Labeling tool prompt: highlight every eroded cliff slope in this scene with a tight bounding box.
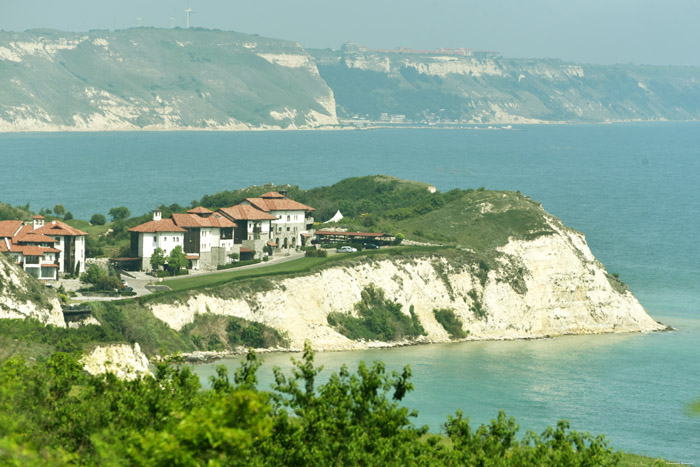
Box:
[148,215,662,351]
[0,253,64,326]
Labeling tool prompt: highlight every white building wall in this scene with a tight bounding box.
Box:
[140,232,183,258]
[199,228,216,252]
[75,236,86,272]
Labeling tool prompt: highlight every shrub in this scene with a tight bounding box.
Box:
[327,285,426,342]
[433,308,468,339]
[90,213,106,225]
[156,269,189,277]
[63,212,74,221]
[305,249,328,258]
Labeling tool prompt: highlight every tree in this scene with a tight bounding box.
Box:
[53,205,66,216]
[167,246,188,274]
[79,264,121,290]
[108,206,131,222]
[80,264,103,288]
[63,211,73,221]
[150,248,166,271]
[393,233,405,245]
[90,213,106,225]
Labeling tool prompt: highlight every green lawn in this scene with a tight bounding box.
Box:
[619,453,675,466]
[164,246,449,292]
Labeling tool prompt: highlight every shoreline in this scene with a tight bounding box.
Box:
[2,119,699,135]
[172,324,673,364]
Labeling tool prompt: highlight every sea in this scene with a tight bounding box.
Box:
[1,123,698,462]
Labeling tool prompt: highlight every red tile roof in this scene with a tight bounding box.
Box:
[244,196,315,213]
[266,241,277,247]
[218,205,277,221]
[11,245,60,256]
[0,220,23,238]
[128,218,187,233]
[32,215,44,219]
[239,247,253,253]
[187,206,213,214]
[261,191,286,199]
[172,212,237,229]
[15,232,59,244]
[185,254,199,260]
[34,220,87,236]
[41,264,59,268]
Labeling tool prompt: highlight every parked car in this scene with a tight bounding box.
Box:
[363,243,380,249]
[336,246,357,253]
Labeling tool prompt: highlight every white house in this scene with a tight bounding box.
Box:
[0,216,86,280]
[128,208,238,271]
[171,207,237,268]
[217,204,277,258]
[32,216,88,274]
[238,192,315,250]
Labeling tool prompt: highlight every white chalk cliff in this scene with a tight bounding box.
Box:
[148,221,663,351]
[82,343,152,380]
[0,253,65,327]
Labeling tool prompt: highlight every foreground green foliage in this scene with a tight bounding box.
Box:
[328,285,427,342]
[0,343,624,465]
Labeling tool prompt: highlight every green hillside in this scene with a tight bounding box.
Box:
[0,28,337,130]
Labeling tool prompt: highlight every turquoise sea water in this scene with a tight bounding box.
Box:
[1,124,699,461]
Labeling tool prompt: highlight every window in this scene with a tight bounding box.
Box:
[287,215,290,221]
[286,227,290,232]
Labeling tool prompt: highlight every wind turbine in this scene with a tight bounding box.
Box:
[136,17,143,27]
[185,8,193,28]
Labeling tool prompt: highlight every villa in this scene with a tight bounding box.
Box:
[128,207,238,271]
[0,215,87,280]
[237,191,315,250]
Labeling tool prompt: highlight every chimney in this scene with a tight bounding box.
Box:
[32,215,45,230]
[153,209,162,221]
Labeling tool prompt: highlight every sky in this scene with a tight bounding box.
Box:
[2,0,700,66]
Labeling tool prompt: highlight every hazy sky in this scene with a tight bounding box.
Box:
[3,0,700,66]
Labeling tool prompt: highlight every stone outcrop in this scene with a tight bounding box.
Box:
[148,221,664,351]
[81,343,152,380]
[0,253,65,327]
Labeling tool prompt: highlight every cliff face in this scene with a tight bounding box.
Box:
[2,28,700,131]
[0,253,65,327]
[313,49,700,124]
[0,28,337,131]
[82,343,152,380]
[148,221,663,351]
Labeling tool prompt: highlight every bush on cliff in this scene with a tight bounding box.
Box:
[327,285,426,342]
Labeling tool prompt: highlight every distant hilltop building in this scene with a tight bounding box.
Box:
[340,42,368,53]
[340,42,499,59]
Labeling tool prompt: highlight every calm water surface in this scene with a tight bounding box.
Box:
[1,124,698,461]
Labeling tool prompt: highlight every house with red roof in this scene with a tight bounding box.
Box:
[236,191,315,252]
[128,207,238,271]
[0,215,86,280]
[31,216,88,274]
[217,204,277,257]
